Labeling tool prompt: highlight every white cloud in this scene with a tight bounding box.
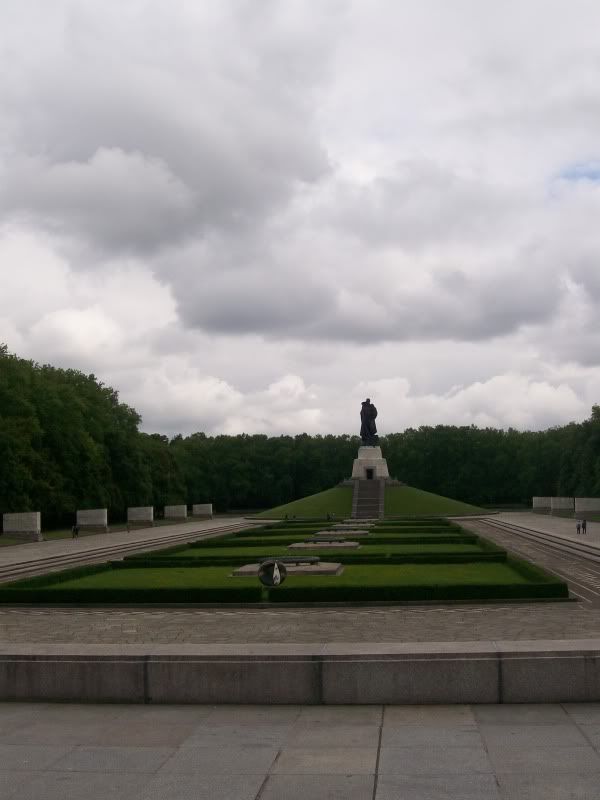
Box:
[2,0,600,436]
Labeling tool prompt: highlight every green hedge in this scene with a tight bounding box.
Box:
[114,552,508,569]
[0,586,263,604]
[266,581,569,603]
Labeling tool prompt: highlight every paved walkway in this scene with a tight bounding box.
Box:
[0,517,248,572]
[1,701,600,799]
[2,602,600,644]
[493,511,600,549]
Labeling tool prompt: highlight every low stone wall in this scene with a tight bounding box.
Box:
[575,498,600,515]
[2,512,42,542]
[164,505,187,520]
[532,496,552,513]
[76,508,108,531]
[551,497,574,515]
[1,641,600,704]
[192,504,213,518]
[127,506,154,526]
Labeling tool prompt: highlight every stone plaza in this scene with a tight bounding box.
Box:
[2,513,600,797]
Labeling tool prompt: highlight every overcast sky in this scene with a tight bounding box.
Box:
[2,0,600,437]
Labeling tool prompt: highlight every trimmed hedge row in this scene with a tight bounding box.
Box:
[0,586,263,604]
[266,579,569,603]
[115,552,508,568]
[178,534,480,550]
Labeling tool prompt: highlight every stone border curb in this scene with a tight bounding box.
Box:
[1,639,599,704]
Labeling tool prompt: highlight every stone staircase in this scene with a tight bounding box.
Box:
[352,479,385,519]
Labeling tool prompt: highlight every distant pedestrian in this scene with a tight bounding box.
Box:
[582,518,587,535]
[576,519,581,535]
[71,524,79,539]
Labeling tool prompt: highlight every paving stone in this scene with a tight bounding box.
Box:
[159,745,278,774]
[271,747,377,775]
[577,724,600,750]
[473,704,570,725]
[378,745,492,776]
[375,773,501,800]
[260,774,375,799]
[563,703,600,725]
[184,723,292,748]
[480,723,590,749]
[0,720,116,746]
[4,602,600,644]
[296,705,382,725]
[0,744,73,771]
[286,723,380,748]
[496,772,600,799]
[487,745,600,774]
[205,705,302,724]
[85,720,198,747]
[11,770,153,800]
[383,704,477,727]
[381,725,482,748]
[0,770,36,800]
[50,745,175,774]
[136,773,265,800]
[111,705,215,724]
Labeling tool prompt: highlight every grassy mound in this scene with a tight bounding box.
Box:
[256,483,485,520]
[385,485,485,516]
[254,486,352,519]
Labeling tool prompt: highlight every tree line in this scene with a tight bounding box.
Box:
[1,344,599,525]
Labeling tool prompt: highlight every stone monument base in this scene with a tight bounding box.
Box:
[351,446,390,480]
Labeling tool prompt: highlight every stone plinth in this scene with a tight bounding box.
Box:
[127,506,154,526]
[532,497,552,513]
[316,529,369,537]
[77,508,108,531]
[164,505,187,520]
[192,504,213,519]
[575,498,600,515]
[351,446,390,480]
[551,497,574,515]
[2,512,42,542]
[233,562,343,576]
[288,541,360,549]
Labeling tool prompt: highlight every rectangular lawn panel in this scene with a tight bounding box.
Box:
[267,561,568,603]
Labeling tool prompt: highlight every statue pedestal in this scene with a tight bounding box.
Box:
[351,446,390,480]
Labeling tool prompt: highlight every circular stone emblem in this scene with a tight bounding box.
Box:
[258,559,287,587]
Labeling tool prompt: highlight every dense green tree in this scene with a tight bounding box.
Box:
[3,344,600,523]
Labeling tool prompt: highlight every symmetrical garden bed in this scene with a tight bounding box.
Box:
[0,517,569,604]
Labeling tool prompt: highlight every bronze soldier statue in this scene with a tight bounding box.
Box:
[360,398,379,446]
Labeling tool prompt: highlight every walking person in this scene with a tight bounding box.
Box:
[71,523,79,539]
[576,519,581,535]
[582,518,587,535]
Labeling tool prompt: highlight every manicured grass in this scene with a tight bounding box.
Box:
[0,516,568,605]
[384,486,486,516]
[0,559,565,604]
[254,487,352,519]
[157,542,491,558]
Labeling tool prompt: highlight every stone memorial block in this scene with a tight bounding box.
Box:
[2,512,42,542]
[127,506,154,526]
[76,508,108,531]
[351,446,390,480]
[575,497,600,515]
[164,504,187,520]
[532,497,552,513]
[550,497,574,515]
[192,503,213,519]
